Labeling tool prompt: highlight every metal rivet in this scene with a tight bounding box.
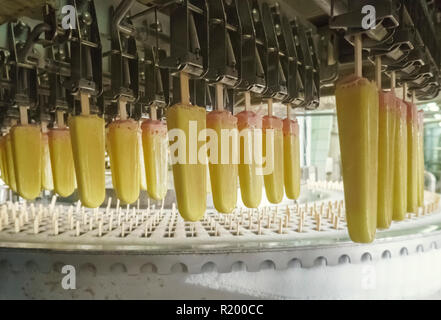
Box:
[252,8,260,23]
[275,24,282,36]
[82,12,93,26]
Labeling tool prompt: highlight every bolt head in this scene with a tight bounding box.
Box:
[82,12,93,26]
[252,9,260,23]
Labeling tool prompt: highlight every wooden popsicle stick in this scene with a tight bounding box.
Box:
[150,105,157,121]
[390,71,396,91]
[56,110,65,129]
[80,92,90,116]
[268,98,273,116]
[375,56,382,90]
[287,103,291,120]
[180,72,190,105]
[41,121,48,134]
[244,91,251,111]
[19,106,29,125]
[354,34,363,78]
[216,83,224,111]
[412,90,416,104]
[403,83,408,101]
[118,98,128,120]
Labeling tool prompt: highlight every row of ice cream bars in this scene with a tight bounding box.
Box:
[0,74,301,225]
[335,70,425,243]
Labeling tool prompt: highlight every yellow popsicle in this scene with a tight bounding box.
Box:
[263,115,284,204]
[377,91,396,229]
[283,117,300,200]
[138,129,147,191]
[11,125,42,200]
[392,98,407,221]
[167,104,207,221]
[5,134,17,192]
[236,111,263,208]
[108,120,140,205]
[406,101,418,213]
[0,136,9,186]
[335,75,378,243]
[417,110,424,207]
[69,115,106,208]
[48,128,76,198]
[41,132,54,191]
[141,119,168,201]
[105,127,116,190]
[206,110,238,213]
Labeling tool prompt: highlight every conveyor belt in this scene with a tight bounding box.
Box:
[0,182,439,274]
